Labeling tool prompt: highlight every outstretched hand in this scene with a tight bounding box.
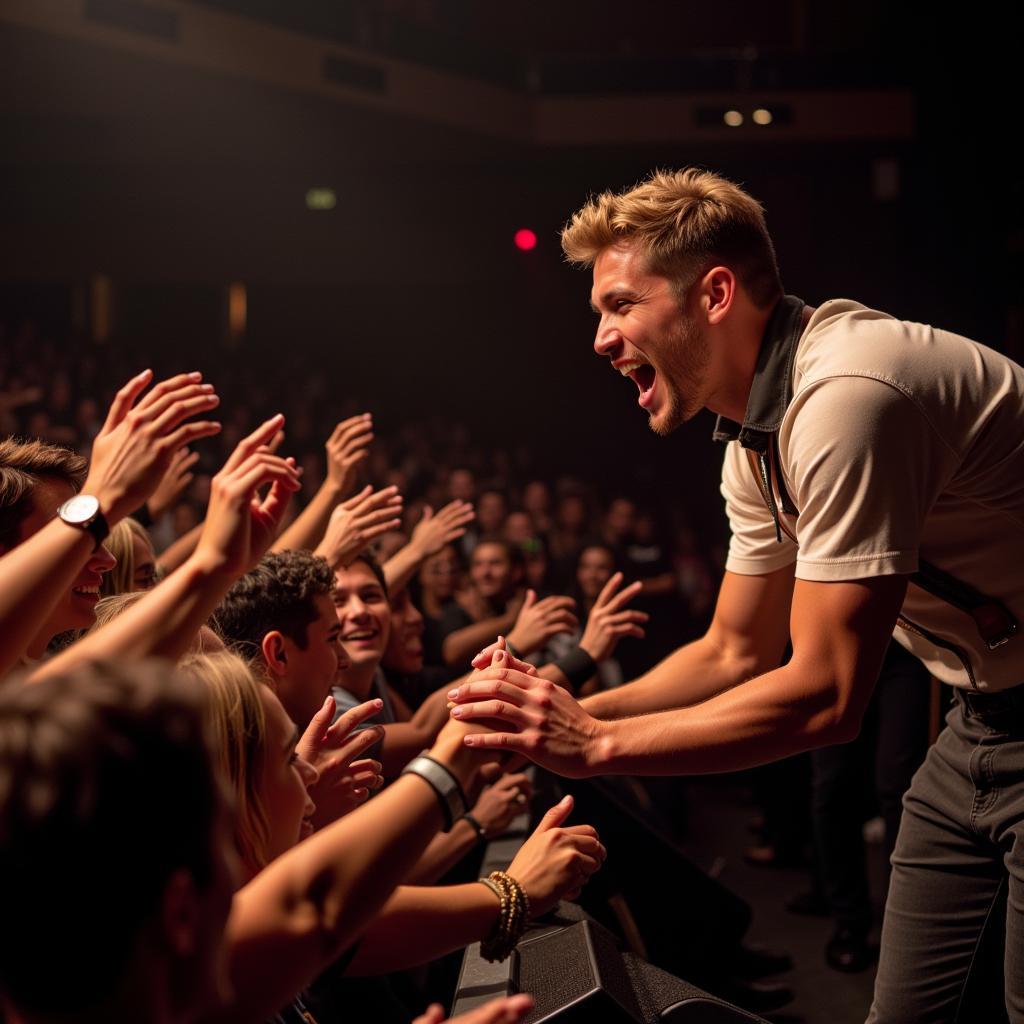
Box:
[325,413,374,494]
[84,369,221,525]
[299,695,386,828]
[409,500,475,558]
[191,414,301,578]
[507,794,605,914]
[578,572,648,663]
[507,589,578,656]
[447,647,605,778]
[315,485,403,569]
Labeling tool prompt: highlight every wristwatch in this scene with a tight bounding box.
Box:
[57,494,110,551]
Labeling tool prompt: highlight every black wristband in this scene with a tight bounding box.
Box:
[461,813,487,842]
[552,646,598,689]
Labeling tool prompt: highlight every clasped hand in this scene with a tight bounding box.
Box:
[446,639,606,778]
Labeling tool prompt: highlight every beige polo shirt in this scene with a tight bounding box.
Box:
[722,299,1024,691]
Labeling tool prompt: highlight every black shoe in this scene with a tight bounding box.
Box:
[825,926,877,973]
[731,942,794,980]
[785,888,830,917]
[716,976,795,1015]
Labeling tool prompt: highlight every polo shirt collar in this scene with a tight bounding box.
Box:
[712,294,806,454]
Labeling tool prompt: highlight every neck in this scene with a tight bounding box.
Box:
[705,299,776,423]
[339,662,378,700]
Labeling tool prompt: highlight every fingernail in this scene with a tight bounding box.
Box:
[374,699,383,708]
[447,689,459,699]
[494,650,505,662]
[322,695,332,708]
[452,707,464,718]
[189,371,202,380]
[201,383,214,392]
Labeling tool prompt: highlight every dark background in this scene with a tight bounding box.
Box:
[1,1,1021,539]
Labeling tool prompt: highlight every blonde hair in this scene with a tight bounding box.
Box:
[180,651,273,876]
[100,517,157,598]
[561,167,782,308]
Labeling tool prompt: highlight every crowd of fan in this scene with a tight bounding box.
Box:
[0,311,725,1024]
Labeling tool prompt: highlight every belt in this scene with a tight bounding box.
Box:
[956,684,1024,720]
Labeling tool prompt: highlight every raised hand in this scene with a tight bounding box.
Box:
[298,695,386,829]
[325,414,374,494]
[314,485,403,569]
[409,500,476,558]
[191,414,302,578]
[83,369,221,525]
[146,446,201,521]
[447,647,605,778]
[507,590,578,656]
[578,572,648,662]
[507,794,606,913]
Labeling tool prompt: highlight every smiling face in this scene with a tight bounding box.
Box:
[382,588,425,675]
[257,686,318,864]
[13,478,117,647]
[333,561,392,675]
[591,241,712,436]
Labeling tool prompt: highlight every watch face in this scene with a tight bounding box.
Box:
[60,493,100,525]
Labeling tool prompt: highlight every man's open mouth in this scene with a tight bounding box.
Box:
[618,360,657,408]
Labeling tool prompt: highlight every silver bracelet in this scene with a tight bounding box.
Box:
[401,754,468,831]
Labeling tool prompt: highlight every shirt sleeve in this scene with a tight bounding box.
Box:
[721,440,799,576]
[782,374,957,581]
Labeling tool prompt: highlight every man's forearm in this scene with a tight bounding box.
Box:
[581,634,756,720]
[591,661,854,776]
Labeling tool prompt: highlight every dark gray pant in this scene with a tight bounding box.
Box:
[867,692,1024,1023]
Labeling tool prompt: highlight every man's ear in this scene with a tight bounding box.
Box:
[260,631,289,676]
[160,869,203,957]
[698,265,737,326]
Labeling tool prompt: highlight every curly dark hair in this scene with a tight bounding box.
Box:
[214,549,335,659]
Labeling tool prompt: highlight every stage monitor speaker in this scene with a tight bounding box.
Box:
[452,903,768,1024]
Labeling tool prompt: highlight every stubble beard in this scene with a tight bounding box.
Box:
[648,317,711,437]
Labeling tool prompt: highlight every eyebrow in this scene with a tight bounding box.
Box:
[589,290,628,314]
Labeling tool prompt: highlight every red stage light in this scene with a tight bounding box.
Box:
[514,228,537,251]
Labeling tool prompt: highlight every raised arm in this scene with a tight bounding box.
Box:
[272,414,374,552]
[0,369,221,674]
[346,795,604,974]
[383,500,475,594]
[32,416,300,678]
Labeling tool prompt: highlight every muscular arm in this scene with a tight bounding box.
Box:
[591,574,907,774]
[452,574,907,779]
[581,567,795,720]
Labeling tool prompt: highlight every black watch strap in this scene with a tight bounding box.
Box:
[84,511,111,551]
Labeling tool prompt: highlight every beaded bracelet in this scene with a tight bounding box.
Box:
[479,870,531,962]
